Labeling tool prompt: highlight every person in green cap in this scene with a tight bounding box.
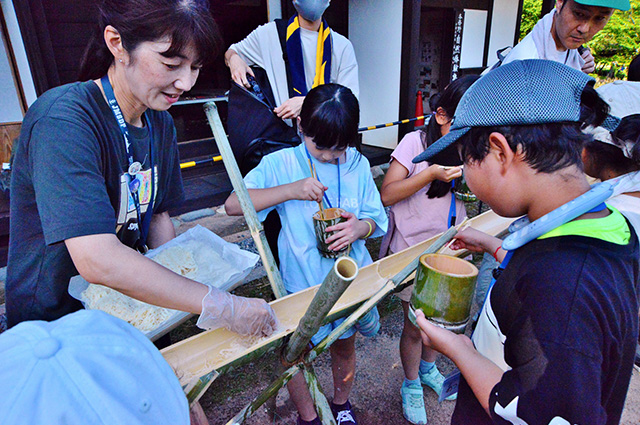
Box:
[491,0,630,74]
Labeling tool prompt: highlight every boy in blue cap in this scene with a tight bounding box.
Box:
[412,60,639,425]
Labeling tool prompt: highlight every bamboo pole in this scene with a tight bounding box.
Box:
[203,101,286,299]
[285,256,359,364]
[225,364,302,425]
[184,370,219,405]
[304,365,337,425]
[306,225,459,362]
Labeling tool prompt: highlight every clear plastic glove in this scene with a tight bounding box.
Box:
[196,286,278,337]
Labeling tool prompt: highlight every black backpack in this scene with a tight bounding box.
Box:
[227,18,300,176]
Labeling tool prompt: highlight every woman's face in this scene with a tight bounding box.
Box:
[123,38,201,111]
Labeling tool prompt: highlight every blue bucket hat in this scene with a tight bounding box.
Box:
[413,60,595,164]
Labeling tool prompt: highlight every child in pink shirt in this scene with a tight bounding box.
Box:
[380,75,479,425]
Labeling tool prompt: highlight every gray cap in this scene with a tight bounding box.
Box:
[413,60,594,164]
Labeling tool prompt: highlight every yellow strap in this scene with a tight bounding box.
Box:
[286,16,300,40]
[312,21,325,88]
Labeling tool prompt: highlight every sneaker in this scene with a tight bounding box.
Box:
[401,381,427,425]
[419,367,457,401]
[330,400,357,425]
[296,415,322,425]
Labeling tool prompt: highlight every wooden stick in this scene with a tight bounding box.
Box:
[308,159,324,220]
[438,218,471,254]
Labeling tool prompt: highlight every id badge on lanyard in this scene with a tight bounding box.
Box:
[101,75,155,252]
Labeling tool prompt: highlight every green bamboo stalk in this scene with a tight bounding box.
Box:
[286,256,359,364]
[185,370,219,405]
[303,365,337,425]
[225,364,302,425]
[203,101,287,299]
[306,226,460,362]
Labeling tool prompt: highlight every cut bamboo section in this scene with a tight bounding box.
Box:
[286,256,358,363]
[161,209,512,387]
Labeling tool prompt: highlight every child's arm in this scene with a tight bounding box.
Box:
[414,309,503,415]
[450,227,506,262]
[225,177,327,216]
[325,212,375,252]
[380,160,462,206]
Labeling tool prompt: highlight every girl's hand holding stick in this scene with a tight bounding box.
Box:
[307,159,325,219]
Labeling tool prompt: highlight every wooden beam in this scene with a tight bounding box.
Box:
[0,123,21,164]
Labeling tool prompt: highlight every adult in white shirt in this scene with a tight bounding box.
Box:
[224,0,359,122]
[498,0,629,74]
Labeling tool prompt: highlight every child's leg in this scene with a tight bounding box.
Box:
[287,373,318,421]
[400,301,424,380]
[330,333,356,404]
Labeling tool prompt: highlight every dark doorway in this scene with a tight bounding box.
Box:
[399,5,456,141]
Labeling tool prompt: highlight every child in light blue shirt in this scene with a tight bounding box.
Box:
[226,83,387,425]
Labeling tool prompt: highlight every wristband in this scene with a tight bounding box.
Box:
[492,246,502,261]
[363,220,374,239]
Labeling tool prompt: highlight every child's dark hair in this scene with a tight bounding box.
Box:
[299,84,361,153]
[584,114,640,176]
[422,75,479,198]
[78,0,222,81]
[458,83,610,173]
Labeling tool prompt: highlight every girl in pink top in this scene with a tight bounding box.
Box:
[380,76,479,425]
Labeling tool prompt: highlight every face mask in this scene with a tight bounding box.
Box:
[293,0,330,22]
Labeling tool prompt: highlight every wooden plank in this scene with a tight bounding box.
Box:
[161,209,512,386]
[0,122,20,163]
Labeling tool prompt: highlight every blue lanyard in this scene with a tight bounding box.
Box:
[304,144,341,209]
[100,75,155,247]
[448,180,456,228]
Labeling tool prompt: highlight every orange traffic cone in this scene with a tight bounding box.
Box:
[415,90,424,127]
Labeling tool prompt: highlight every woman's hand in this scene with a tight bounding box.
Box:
[449,227,501,255]
[291,177,327,203]
[427,164,463,183]
[197,286,278,337]
[325,212,371,252]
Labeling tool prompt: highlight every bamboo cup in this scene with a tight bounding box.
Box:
[409,253,478,334]
[313,207,348,258]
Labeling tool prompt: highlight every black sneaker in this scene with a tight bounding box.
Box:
[296,415,321,425]
[330,400,358,425]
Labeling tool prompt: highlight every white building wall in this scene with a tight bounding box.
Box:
[486,0,520,67]
[267,0,282,20]
[460,9,488,69]
[349,1,403,149]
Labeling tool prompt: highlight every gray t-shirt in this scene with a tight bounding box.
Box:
[6,81,184,326]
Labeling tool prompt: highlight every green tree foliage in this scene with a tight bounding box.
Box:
[587,0,639,78]
[519,0,542,41]
[518,0,639,78]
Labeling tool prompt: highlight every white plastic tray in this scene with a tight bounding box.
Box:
[69,225,259,341]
